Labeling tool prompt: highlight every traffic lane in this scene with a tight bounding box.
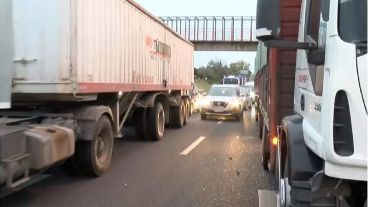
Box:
[0,116,207,207]
[1,110,276,207]
[159,110,277,207]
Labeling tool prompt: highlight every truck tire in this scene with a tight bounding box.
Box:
[147,102,165,141]
[190,102,194,116]
[269,143,277,173]
[184,99,190,125]
[278,154,291,207]
[235,111,242,121]
[133,108,149,140]
[170,100,185,128]
[261,124,270,171]
[258,115,264,140]
[74,115,114,176]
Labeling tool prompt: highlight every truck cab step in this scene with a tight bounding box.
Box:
[258,190,277,207]
[1,153,30,188]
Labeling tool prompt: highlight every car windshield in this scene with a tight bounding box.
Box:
[223,78,239,84]
[208,87,237,97]
[338,0,367,44]
[239,87,246,96]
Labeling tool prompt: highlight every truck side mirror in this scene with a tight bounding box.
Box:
[256,0,317,50]
[256,0,280,41]
[307,48,325,65]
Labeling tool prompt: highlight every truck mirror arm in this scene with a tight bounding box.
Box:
[264,40,317,50]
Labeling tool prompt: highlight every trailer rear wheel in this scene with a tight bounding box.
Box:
[147,102,165,141]
[74,115,114,176]
[133,108,149,140]
[190,103,194,115]
[184,99,190,125]
[170,100,185,128]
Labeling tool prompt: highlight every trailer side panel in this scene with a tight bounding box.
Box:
[9,0,194,96]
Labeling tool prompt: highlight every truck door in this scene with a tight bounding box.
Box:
[296,0,327,152]
[0,0,13,109]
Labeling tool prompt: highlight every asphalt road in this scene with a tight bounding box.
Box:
[1,109,276,207]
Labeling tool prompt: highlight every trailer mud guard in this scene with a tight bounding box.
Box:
[138,93,179,108]
[282,114,323,188]
[74,106,114,141]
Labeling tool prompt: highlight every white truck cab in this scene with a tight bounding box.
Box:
[223,76,241,85]
[294,0,367,182]
[256,0,367,206]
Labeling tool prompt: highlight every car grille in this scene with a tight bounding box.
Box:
[211,101,228,108]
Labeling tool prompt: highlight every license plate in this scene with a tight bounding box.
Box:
[214,108,225,112]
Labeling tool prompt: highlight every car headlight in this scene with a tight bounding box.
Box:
[229,99,240,108]
[250,92,255,99]
[200,99,211,108]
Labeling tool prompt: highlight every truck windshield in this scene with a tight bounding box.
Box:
[223,78,239,85]
[338,0,367,44]
[208,87,237,97]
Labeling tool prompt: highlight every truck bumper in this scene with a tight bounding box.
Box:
[325,161,367,181]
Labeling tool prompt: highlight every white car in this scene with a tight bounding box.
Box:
[239,86,252,110]
[200,85,243,121]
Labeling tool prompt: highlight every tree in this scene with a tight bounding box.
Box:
[195,59,252,84]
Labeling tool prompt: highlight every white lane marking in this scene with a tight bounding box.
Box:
[180,136,206,155]
[217,121,223,124]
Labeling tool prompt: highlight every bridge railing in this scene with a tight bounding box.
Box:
[160,16,257,42]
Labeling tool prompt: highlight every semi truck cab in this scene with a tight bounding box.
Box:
[256,0,367,206]
[294,0,367,181]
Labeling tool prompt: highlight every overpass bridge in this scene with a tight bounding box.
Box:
[160,16,258,51]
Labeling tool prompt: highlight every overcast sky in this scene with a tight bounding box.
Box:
[135,0,258,71]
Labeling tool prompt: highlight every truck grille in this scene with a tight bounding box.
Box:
[211,101,228,108]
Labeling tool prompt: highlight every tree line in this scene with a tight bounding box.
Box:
[194,59,252,84]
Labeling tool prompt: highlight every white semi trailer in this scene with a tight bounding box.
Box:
[256,0,367,206]
[0,0,194,197]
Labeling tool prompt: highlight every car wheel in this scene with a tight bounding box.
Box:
[201,114,206,120]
